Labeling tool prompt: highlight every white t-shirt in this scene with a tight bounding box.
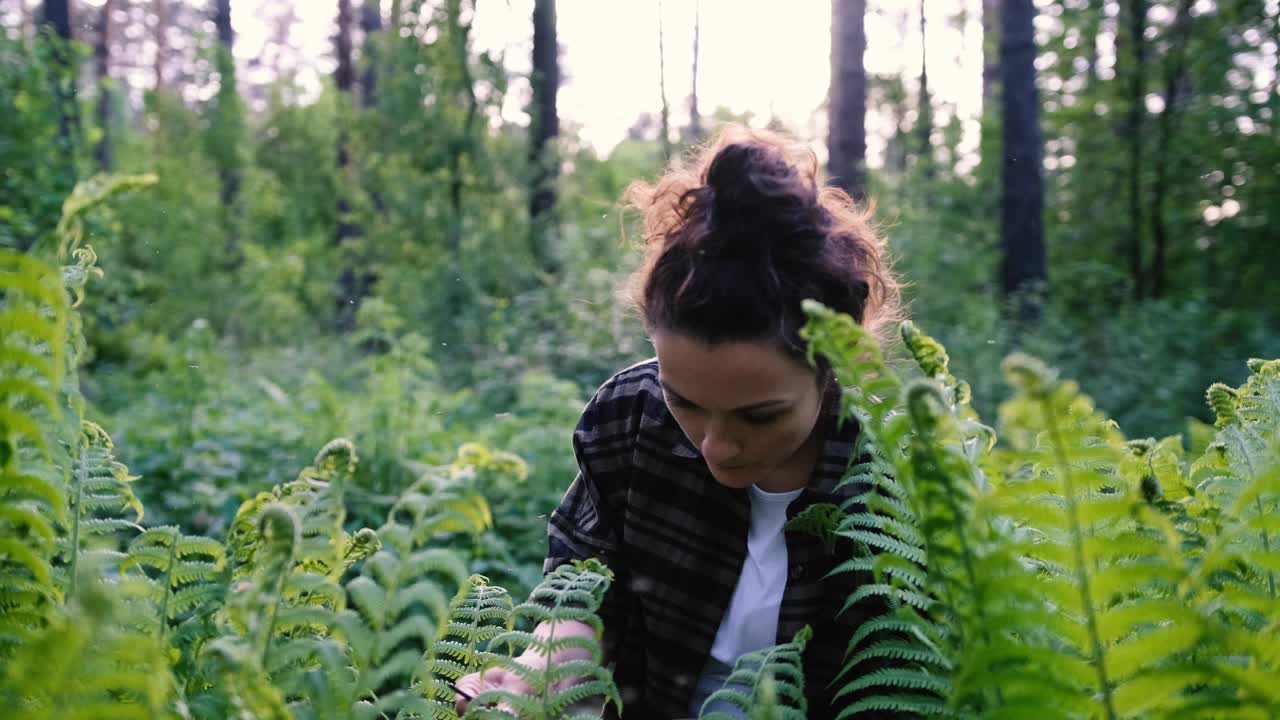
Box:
[690,484,805,716]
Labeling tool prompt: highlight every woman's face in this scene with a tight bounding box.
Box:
[652,330,826,492]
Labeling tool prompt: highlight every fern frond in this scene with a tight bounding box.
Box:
[57,421,145,599]
[698,626,811,720]
[333,460,482,719]
[228,437,376,582]
[785,502,844,554]
[120,524,227,642]
[402,575,513,719]
[0,250,69,656]
[469,559,621,720]
[0,578,172,719]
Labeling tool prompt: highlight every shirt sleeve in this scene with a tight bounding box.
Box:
[542,368,647,658]
[544,371,638,573]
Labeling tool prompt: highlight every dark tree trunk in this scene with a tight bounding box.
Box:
[335,0,366,332]
[1149,0,1192,299]
[917,0,933,176]
[999,0,1047,322]
[529,0,560,274]
[827,0,868,200]
[1124,0,1149,300]
[40,1,72,45]
[336,0,354,94]
[657,0,672,163]
[688,0,703,142]
[215,0,233,76]
[360,0,382,107]
[42,0,77,160]
[95,0,112,171]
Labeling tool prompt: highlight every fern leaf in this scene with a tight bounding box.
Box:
[0,251,69,656]
[698,626,811,720]
[467,560,621,720]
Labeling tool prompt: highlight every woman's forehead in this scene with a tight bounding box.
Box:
[652,331,814,406]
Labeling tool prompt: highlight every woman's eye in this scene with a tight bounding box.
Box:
[666,394,696,410]
[743,412,783,426]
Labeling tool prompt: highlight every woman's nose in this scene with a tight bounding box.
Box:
[700,418,742,465]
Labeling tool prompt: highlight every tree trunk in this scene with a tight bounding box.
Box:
[529,0,560,274]
[42,0,77,158]
[442,0,479,356]
[688,0,703,142]
[917,0,933,176]
[335,0,365,332]
[360,0,382,107]
[1124,0,1149,300]
[981,0,999,109]
[1149,0,1192,299]
[212,0,241,267]
[336,0,354,94]
[95,0,113,171]
[657,0,672,163]
[215,0,234,84]
[827,0,868,200]
[999,0,1047,322]
[155,0,167,89]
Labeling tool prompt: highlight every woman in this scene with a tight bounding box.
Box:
[457,124,900,719]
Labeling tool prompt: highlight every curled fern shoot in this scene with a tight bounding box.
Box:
[338,458,484,717]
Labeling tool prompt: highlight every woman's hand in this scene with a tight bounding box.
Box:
[454,619,598,715]
[454,655,538,715]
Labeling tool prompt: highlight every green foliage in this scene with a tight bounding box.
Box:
[0,249,70,654]
[697,626,811,720]
[226,438,376,582]
[339,469,477,716]
[121,524,227,640]
[399,574,514,720]
[3,0,1279,710]
[468,559,622,720]
[56,420,144,598]
[0,578,173,719]
[195,502,358,719]
[801,301,951,718]
[802,299,1280,718]
[0,31,82,252]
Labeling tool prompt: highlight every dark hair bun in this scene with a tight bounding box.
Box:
[623,124,901,356]
[703,142,823,256]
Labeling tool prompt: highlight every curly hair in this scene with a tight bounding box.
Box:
[623,124,902,368]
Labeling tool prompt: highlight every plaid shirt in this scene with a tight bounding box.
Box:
[546,359,881,719]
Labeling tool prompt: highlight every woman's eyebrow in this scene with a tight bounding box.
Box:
[659,380,789,412]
